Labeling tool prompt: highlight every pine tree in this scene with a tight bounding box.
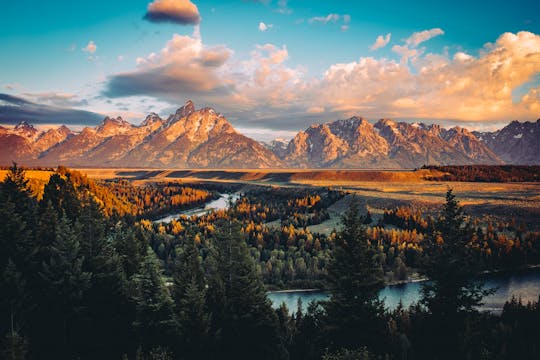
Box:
[37,215,91,358]
[324,199,388,353]
[131,248,175,352]
[0,165,37,350]
[171,237,210,359]
[207,222,286,360]
[419,189,494,359]
[42,173,82,222]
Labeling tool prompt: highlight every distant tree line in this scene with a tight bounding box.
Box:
[422,165,540,182]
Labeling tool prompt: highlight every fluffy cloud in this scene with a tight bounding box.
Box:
[317,31,540,122]
[104,33,233,98]
[144,0,201,25]
[370,33,391,50]
[259,22,273,32]
[391,28,444,63]
[104,30,540,130]
[83,41,97,54]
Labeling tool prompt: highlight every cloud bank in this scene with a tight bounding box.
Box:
[0,94,103,125]
[103,30,540,130]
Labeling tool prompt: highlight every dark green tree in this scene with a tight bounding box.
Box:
[324,199,388,353]
[0,165,36,352]
[419,189,494,359]
[171,237,210,359]
[131,248,176,352]
[37,215,91,358]
[41,173,82,222]
[206,222,286,360]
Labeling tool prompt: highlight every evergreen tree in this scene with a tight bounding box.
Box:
[131,249,175,352]
[112,225,147,279]
[42,173,82,222]
[171,237,210,359]
[419,189,494,359]
[0,165,36,351]
[75,195,133,358]
[324,199,388,353]
[37,215,91,358]
[207,222,286,360]
[0,164,36,272]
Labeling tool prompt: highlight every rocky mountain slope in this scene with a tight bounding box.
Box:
[275,117,505,168]
[473,120,539,165]
[1,102,537,168]
[0,101,284,168]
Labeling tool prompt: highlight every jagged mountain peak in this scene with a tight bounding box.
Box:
[12,121,39,140]
[175,100,195,118]
[141,112,163,128]
[14,121,38,134]
[375,118,397,128]
[97,116,133,136]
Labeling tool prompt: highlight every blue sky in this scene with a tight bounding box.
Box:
[1,0,539,139]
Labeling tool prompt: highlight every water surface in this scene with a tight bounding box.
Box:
[268,268,540,313]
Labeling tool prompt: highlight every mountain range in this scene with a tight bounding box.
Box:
[0,101,538,168]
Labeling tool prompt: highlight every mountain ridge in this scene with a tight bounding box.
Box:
[0,102,538,168]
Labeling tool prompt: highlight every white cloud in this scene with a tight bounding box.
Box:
[83,41,97,54]
[308,13,351,31]
[406,28,444,47]
[309,13,340,24]
[23,92,88,107]
[370,33,391,51]
[144,0,201,25]
[276,0,292,15]
[259,22,273,32]
[317,31,540,122]
[105,30,540,129]
[105,31,233,98]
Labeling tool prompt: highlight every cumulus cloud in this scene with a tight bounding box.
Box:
[83,41,97,54]
[370,33,391,50]
[316,31,540,123]
[259,22,273,32]
[144,0,201,25]
[104,33,233,99]
[390,28,444,63]
[103,30,540,130]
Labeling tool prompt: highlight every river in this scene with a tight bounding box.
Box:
[268,267,540,313]
[154,193,240,222]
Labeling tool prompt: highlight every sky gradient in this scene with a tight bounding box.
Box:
[1,0,539,140]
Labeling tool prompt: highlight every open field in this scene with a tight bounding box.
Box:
[0,169,54,181]
[3,168,538,230]
[72,168,539,230]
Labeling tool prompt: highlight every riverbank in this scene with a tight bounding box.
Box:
[269,267,540,313]
[267,264,540,294]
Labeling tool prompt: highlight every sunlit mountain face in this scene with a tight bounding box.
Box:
[1,101,537,167]
[0,0,538,148]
